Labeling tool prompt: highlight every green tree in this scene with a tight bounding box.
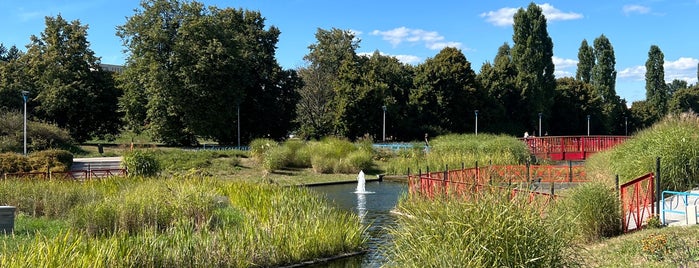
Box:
[591,34,626,134]
[645,45,669,122]
[550,78,604,135]
[23,15,121,142]
[668,86,699,114]
[411,47,480,134]
[118,0,294,145]
[576,39,594,83]
[667,79,688,96]
[0,45,29,110]
[478,43,519,134]
[296,28,359,139]
[511,2,556,132]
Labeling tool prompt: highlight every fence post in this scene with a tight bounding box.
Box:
[526,158,531,182]
[568,160,573,182]
[550,181,555,197]
[475,161,479,185]
[656,157,661,215]
[616,174,622,231]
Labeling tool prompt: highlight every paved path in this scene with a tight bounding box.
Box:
[71,157,123,171]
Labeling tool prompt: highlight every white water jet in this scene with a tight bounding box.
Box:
[355,170,367,193]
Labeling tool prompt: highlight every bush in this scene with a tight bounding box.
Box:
[122,150,161,177]
[552,181,621,242]
[585,112,699,191]
[284,139,311,168]
[0,110,73,153]
[0,152,30,174]
[249,138,278,163]
[27,149,73,172]
[262,145,290,172]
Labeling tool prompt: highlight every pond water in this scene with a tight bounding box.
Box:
[308,180,408,268]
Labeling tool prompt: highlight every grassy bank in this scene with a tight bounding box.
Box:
[0,176,365,267]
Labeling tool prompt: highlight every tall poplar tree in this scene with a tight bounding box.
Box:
[645,45,669,121]
[511,2,556,132]
[576,39,594,83]
[590,34,626,134]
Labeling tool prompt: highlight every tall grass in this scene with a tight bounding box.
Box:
[551,181,621,243]
[0,176,365,267]
[385,133,530,175]
[585,112,699,190]
[386,191,574,267]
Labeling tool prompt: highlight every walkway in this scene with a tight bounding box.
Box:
[522,135,628,161]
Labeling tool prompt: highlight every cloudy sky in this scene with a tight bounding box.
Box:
[2,0,697,103]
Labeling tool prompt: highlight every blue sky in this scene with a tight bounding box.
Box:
[1,0,697,104]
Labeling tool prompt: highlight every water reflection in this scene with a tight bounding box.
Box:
[309,180,407,268]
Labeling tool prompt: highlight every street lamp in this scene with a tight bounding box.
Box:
[474,110,479,135]
[382,105,387,141]
[625,116,628,136]
[538,112,542,137]
[587,115,591,136]
[21,90,29,156]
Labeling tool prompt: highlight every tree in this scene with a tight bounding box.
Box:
[296,28,360,139]
[550,77,604,135]
[477,43,518,134]
[23,15,121,142]
[411,47,480,134]
[511,3,556,132]
[591,34,626,134]
[667,79,688,96]
[576,39,594,83]
[118,0,294,145]
[645,45,669,122]
[668,86,699,114]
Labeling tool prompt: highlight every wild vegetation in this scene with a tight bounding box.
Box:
[0,176,364,267]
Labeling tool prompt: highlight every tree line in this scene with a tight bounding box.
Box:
[1,1,698,147]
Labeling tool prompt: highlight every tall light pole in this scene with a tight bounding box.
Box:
[625,116,628,136]
[237,103,241,148]
[587,115,591,136]
[538,112,542,137]
[382,105,387,142]
[21,91,29,156]
[474,110,479,135]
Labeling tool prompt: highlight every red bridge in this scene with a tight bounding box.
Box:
[522,136,628,161]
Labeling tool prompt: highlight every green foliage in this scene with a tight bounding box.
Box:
[387,192,573,267]
[385,134,529,175]
[0,152,30,173]
[668,86,699,115]
[262,145,291,172]
[284,139,311,167]
[249,138,278,163]
[27,149,73,172]
[576,39,594,83]
[552,182,621,242]
[585,113,699,191]
[0,110,74,153]
[0,177,364,267]
[550,78,604,135]
[122,150,160,177]
[646,215,663,229]
[645,45,669,121]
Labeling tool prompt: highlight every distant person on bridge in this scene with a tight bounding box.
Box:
[424,133,430,153]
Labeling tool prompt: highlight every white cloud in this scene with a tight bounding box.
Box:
[622,5,651,15]
[552,56,577,78]
[358,51,422,65]
[370,27,462,50]
[481,3,582,27]
[618,57,699,84]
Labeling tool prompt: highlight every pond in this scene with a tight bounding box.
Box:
[308,180,408,268]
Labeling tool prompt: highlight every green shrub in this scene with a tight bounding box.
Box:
[122,150,161,177]
[552,181,621,242]
[0,152,30,174]
[284,139,311,168]
[27,149,73,172]
[585,112,699,191]
[262,145,290,172]
[387,192,573,267]
[249,138,278,163]
[311,155,335,174]
[335,150,372,174]
[0,110,73,153]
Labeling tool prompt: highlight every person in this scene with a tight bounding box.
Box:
[424,133,430,153]
[523,131,529,139]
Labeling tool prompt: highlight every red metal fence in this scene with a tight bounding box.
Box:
[3,169,128,180]
[522,136,628,161]
[620,172,655,233]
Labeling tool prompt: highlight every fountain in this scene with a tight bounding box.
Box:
[355,170,371,194]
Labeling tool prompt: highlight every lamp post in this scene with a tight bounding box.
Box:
[625,116,628,136]
[382,105,387,141]
[21,91,29,156]
[587,115,591,136]
[538,112,542,137]
[474,110,479,135]
[237,102,241,148]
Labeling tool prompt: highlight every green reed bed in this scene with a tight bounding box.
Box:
[386,190,574,267]
[0,176,364,267]
[585,113,699,190]
[385,133,530,175]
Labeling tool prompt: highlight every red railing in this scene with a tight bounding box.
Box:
[620,172,655,233]
[522,136,628,161]
[3,169,128,180]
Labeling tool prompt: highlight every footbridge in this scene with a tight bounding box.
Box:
[522,135,629,161]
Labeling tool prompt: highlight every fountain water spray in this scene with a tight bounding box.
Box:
[355,170,367,193]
